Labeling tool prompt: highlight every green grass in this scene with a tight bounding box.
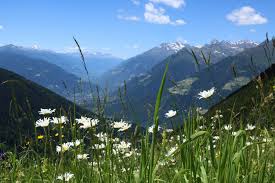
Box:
[0,38,274,183]
[0,64,274,183]
[0,109,274,182]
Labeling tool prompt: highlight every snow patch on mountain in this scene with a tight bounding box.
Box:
[159,41,186,52]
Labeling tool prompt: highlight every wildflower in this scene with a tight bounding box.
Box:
[213,136,220,141]
[198,87,215,99]
[38,108,56,115]
[224,124,232,131]
[56,146,61,153]
[92,144,105,150]
[196,107,205,115]
[166,146,178,157]
[118,123,132,132]
[148,125,161,133]
[122,168,130,173]
[62,143,72,152]
[165,129,174,133]
[198,126,205,130]
[114,141,131,150]
[95,132,108,142]
[57,172,74,182]
[51,116,68,124]
[124,151,133,158]
[112,120,132,132]
[262,138,271,143]
[246,142,252,146]
[56,142,75,153]
[165,110,176,118]
[76,117,99,129]
[37,135,44,140]
[232,131,238,136]
[245,124,256,131]
[112,138,120,143]
[35,118,50,127]
[77,154,89,160]
[74,139,81,147]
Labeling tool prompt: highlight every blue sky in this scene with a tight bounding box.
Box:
[0,0,274,58]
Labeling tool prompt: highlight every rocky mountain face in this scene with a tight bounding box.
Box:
[104,41,272,125]
[99,42,188,89]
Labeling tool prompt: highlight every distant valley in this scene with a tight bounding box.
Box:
[0,39,273,125]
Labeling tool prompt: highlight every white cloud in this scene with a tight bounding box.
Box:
[226,6,267,25]
[131,0,140,5]
[150,0,185,8]
[0,25,3,30]
[144,3,185,25]
[117,15,140,21]
[171,19,186,25]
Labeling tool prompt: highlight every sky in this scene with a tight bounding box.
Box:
[0,0,274,58]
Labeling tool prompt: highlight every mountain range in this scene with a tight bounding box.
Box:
[99,42,188,89]
[0,44,123,81]
[104,40,273,125]
[0,39,269,126]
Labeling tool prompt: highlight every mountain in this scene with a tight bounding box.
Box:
[105,40,271,125]
[99,42,188,89]
[196,40,259,64]
[0,68,91,147]
[0,44,123,81]
[206,64,275,126]
[0,50,83,99]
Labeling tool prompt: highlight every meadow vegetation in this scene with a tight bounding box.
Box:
[0,39,274,183]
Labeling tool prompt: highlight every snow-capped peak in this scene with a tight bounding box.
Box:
[159,41,186,52]
[209,39,259,47]
[230,40,259,46]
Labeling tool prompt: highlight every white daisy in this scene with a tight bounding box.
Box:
[38,108,56,115]
[112,120,132,132]
[57,172,74,182]
[76,117,99,129]
[245,124,256,131]
[114,141,131,150]
[35,118,50,127]
[198,87,215,99]
[74,139,81,147]
[224,124,232,131]
[165,110,177,118]
[166,146,178,157]
[51,116,68,124]
[165,129,174,133]
[95,132,108,142]
[77,154,89,160]
[148,125,161,133]
[92,144,105,150]
[124,151,133,158]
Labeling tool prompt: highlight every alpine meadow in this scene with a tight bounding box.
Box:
[0,1,274,183]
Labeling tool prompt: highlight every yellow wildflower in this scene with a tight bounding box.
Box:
[37,135,44,140]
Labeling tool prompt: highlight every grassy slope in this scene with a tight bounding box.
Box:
[0,68,91,147]
[207,64,275,126]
